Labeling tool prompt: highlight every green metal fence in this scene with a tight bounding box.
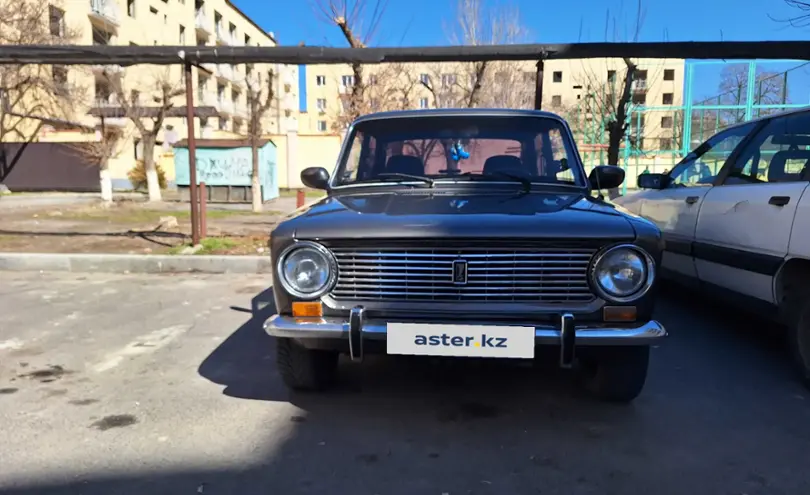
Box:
[568,60,810,194]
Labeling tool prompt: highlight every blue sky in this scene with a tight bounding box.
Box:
[232,0,810,105]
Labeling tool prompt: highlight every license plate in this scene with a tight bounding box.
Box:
[387,323,535,358]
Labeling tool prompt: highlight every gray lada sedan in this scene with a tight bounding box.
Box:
[264,108,666,402]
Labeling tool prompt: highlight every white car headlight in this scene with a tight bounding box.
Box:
[277,241,337,299]
[591,244,655,302]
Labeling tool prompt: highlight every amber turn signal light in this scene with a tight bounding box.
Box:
[603,306,637,322]
[292,301,323,317]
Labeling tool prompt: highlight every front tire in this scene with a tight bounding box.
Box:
[788,300,810,389]
[276,338,339,391]
[578,346,650,403]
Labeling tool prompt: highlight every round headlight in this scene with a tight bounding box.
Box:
[591,244,654,302]
[277,241,337,299]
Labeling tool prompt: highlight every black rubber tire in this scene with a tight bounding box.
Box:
[577,346,650,403]
[788,301,810,389]
[275,338,339,391]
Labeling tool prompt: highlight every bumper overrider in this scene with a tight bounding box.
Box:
[264,307,667,368]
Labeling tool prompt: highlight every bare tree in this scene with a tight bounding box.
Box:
[716,64,789,125]
[0,0,85,184]
[563,0,647,198]
[313,0,389,125]
[67,122,129,203]
[421,0,532,109]
[97,66,184,201]
[244,66,275,212]
[771,0,810,27]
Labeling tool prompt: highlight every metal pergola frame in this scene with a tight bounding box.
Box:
[3,41,809,244]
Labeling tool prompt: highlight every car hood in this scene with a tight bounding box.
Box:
[276,189,637,240]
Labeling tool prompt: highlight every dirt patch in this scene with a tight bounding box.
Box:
[0,199,289,255]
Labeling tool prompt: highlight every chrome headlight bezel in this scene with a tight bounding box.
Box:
[276,241,338,299]
[589,244,656,303]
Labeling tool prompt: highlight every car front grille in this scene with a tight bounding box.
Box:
[327,241,607,304]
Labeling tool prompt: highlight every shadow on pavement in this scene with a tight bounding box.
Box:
[4,287,810,494]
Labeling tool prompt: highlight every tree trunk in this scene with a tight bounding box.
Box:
[99,163,113,203]
[251,136,262,213]
[142,136,161,202]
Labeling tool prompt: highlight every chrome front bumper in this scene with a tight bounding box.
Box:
[264,308,667,368]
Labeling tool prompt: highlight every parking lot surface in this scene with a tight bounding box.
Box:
[0,272,808,495]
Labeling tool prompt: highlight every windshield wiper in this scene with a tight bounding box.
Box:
[374,173,435,187]
[454,171,531,192]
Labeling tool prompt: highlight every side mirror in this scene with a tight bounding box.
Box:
[637,173,669,190]
[300,167,330,190]
[588,165,625,191]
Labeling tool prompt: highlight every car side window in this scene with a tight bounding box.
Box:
[668,123,756,187]
[723,111,810,185]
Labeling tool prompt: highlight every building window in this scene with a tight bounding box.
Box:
[664,69,675,81]
[150,6,157,14]
[419,97,429,109]
[420,73,430,85]
[607,70,616,83]
[316,98,327,112]
[441,74,457,88]
[127,0,135,16]
[551,95,562,107]
[662,93,674,105]
[660,116,673,128]
[634,69,648,80]
[317,120,327,132]
[632,93,646,105]
[315,75,326,86]
[52,66,68,93]
[218,117,227,130]
[229,22,236,40]
[659,138,673,149]
[49,6,65,37]
[179,25,185,44]
[245,34,250,45]
[552,71,562,83]
[368,75,377,85]
[341,75,355,87]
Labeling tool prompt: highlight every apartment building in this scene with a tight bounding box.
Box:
[35,0,298,188]
[299,58,685,156]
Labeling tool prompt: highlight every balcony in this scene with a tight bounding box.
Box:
[195,10,212,36]
[632,79,647,92]
[91,64,123,75]
[89,0,120,29]
[216,64,233,81]
[215,25,233,45]
[217,98,234,115]
[197,92,218,107]
[93,94,118,108]
[233,101,248,119]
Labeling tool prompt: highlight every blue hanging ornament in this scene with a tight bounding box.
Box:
[450,141,470,161]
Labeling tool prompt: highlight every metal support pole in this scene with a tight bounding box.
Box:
[533,60,545,110]
[184,63,200,246]
[296,189,305,209]
[199,181,207,238]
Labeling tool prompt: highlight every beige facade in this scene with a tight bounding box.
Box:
[299,58,686,157]
[10,0,298,189]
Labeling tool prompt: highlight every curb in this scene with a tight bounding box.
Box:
[0,253,273,274]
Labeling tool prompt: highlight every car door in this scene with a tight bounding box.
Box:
[694,110,810,305]
[641,122,758,281]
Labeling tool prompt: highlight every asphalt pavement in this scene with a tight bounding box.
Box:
[0,272,808,495]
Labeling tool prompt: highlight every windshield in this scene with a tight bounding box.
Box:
[666,122,757,186]
[332,115,587,188]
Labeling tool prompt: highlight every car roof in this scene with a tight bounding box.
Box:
[352,108,566,125]
[718,106,810,132]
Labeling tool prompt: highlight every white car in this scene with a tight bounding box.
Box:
[613,107,810,388]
